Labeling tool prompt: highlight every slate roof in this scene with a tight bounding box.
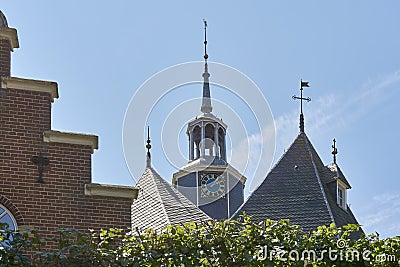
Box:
[131,167,211,232]
[233,132,360,231]
[324,163,351,189]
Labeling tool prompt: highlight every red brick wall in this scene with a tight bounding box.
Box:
[0,86,132,245]
[0,38,10,77]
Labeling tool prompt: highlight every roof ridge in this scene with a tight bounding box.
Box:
[144,167,210,223]
[327,162,340,178]
[231,132,305,219]
[148,167,174,224]
[325,163,351,189]
[157,170,209,213]
[140,167,171,225]
[303,134,336,225]
[249,132,303,196]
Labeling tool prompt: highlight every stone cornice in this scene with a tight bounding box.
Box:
[173,163,247,185]
[85,183,138,199]
[0,27,19,51]
[43,130,99,153]
[188,113,228,130]
[1,77,59,102]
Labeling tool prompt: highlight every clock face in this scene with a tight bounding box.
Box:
[201,173,225,198]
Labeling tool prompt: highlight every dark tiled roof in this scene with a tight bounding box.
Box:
[233,132,360,231]
[131,167,210,232]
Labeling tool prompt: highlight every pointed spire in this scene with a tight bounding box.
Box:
[203,19,208,62]
[332,138,338,164]
[201,19,212,114]
[292,80,311,132]
[145,126,151,168]
[299,113,305,133]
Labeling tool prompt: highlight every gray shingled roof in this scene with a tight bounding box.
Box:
[131,167,210,232]
[324,163,351,189]
[233,132,359,231]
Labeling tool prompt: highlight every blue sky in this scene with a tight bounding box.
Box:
[2,1,399,237]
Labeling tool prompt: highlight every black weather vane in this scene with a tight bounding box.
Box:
[292,80,311,132]
[292,80,311,114]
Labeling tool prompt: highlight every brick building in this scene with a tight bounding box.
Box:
[0,11,137,243]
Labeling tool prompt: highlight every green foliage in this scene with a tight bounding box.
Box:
[1,217,399,266]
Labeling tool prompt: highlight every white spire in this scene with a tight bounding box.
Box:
[200,19,212,114]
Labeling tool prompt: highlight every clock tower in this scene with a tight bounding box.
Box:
[172,21,246,219]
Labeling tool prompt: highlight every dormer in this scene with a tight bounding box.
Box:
[337,179,349,210]
[325,163,351,211]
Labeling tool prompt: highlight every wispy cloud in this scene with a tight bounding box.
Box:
[361,192,400,237]
[373,193,400,205]
[231,69,400,202]
[229,123,275,195]
[275,69,400,156]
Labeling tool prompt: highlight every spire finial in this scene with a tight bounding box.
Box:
[332,138,338,164]
[145,126,151,167]
[201,19,212,114]
[292,80,311,132]
[203,19,208,61]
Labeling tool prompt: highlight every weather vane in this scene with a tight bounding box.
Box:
[332,138,338,164]
[292,80,311,132]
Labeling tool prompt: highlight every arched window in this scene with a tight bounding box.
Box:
[0,204,17,230]
[218,127,226,161]
[193,126,201,159]
[204,124,215,156]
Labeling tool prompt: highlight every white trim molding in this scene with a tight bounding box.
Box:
[43,130,99,153]
[1,76,59,102]
[172,162,247,185]
[0,204,18,230]
[337,180,348,210]
[0,27,19,51]
[85,183,139,199]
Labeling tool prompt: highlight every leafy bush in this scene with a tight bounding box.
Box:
[1,216,399,266]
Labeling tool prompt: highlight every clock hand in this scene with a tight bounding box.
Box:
[208,178,220,189]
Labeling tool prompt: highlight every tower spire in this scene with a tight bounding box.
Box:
[292,80,311,132]
[145,126,151,168]
[203,19,208,62]
[332,138,338,164]
[201,19,212,114]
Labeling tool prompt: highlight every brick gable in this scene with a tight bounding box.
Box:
[0,13,137,248]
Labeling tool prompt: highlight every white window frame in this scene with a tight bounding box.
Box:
[337,181,347,210]
[0,204,18,231]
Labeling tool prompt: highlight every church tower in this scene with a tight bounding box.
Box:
[172,21,246,220]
